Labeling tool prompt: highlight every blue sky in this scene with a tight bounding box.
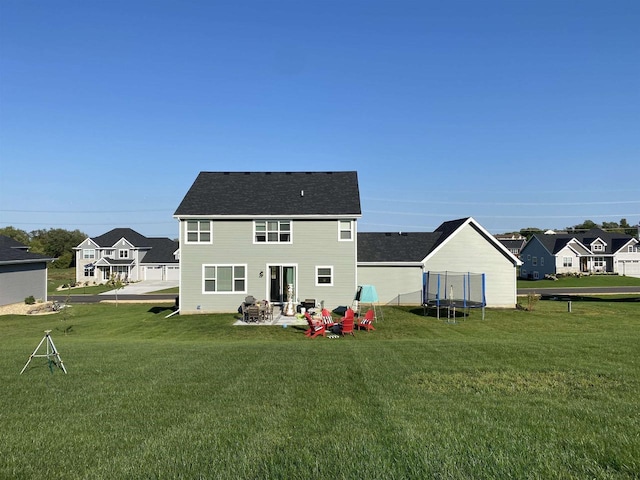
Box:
[1,0,638,238]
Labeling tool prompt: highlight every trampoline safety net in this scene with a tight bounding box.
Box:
[423,271,486,308]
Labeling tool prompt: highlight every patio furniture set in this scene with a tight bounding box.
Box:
[304,307,376,338]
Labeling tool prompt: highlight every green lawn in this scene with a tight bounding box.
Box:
[518,274,640,289]
[1,301,638,479]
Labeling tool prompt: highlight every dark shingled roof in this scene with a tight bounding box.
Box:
[142,238,179,264]
[174,171,361,216]
[92,228,152,248]
[0,235,54,264]
[357,218,471,263]
[87,229,178,264]
[531,228,635,255]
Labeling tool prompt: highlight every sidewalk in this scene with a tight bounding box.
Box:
[100,280,178,295]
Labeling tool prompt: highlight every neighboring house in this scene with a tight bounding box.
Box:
[519,228,640,279]
[174,171,522,314]
[74,228,179,284]
[174,171,362,314]
[496,235,527,258]
[0,235,55,306]
[357,218,522,308]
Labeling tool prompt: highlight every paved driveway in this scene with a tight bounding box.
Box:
[100,280,178,295]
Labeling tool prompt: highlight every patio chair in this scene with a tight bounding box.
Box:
[339,314,355,337]
[246,305,261,323]
[321,308,335,328]
[357,309,376,331]
[304,312,326,338]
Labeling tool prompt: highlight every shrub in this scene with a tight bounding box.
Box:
[24,295,35,305]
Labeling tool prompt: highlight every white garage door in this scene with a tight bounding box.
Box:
[619,260,640,277]
[145,266,163,280]
[166,266,180,281]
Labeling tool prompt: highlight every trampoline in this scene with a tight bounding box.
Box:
[423,271,486,321]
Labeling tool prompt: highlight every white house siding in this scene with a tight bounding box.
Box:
[357,265,424,305]
[179,219,357,313]
[423,224,517,308]
[554,246,581,275]
[615,245,640,277]
[0,263,48,306]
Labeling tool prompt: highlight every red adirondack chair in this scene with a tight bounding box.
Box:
[321,308,335,328]
[357,309,376,331]
[304,312,326,338]
[340,314,355,336]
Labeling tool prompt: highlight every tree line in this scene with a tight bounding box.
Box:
[505,218,638,240]
[0,226,87,269]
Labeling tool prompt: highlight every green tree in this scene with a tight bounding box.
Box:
[29,228,87,258]
[0,226,31,245]
[519,227,543,240]
[566,220,599,233]
[107,273,124,307]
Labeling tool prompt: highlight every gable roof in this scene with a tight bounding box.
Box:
[92,228,152,248]
[357,217,520,265]
[141,238,179,264]
[79,229,178,264]
[174,171,362,217]
[526,228,637,255]
[0,235,54,265]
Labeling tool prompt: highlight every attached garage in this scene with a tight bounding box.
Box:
[145,266,164,280]
[166,265,180,281]
[618,260,640,277]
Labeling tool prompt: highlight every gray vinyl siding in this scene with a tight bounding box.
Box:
[423,224,517,308]
[179,219,357,313]
[520,238,554,279]
[357,265,424,305]
[0,262,48,306]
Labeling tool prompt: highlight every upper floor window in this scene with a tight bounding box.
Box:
[103,249,114,258]
[255,220,291,243]
[540,257,544,266]
[203,265,246,293]
[83,249,95,259]
[316,266,333,286]
[593,243,604,252]
[532,256,537,266]
[119,249,129,259]
[186,220,212,243]
[338,220,353,241]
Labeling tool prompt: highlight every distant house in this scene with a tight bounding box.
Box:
[496,235,527,258]
[357,218,522,308]
[74,228,179,284]
[0,235,55,306]
[519,228,640,279]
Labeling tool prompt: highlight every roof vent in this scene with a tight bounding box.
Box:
[300,190,304,197]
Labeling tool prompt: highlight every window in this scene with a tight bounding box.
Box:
[527,255,531,261]
[533,271,539,279]
[563,257,573,267]
[593,257,604,268]
[103,249,114,258]
[540,257,544,266]
[186,220,212,243]
[203,265,246,293]
[83,249,95,259]
[338,220,353,241]
[593,243,604,251]
[119,249,129,259]
[316,266,333,286]
[84,265,94,277]
[255,220,291,243]
[532,256,537,266]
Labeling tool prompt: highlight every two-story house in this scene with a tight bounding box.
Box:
[519,228,640,279]
[173,171,361,314]
[74,228,179,284]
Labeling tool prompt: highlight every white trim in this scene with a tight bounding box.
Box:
[202,264,247,294]
[315,265,334,286]
[337,220,354,241]
[253,219,293,244]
